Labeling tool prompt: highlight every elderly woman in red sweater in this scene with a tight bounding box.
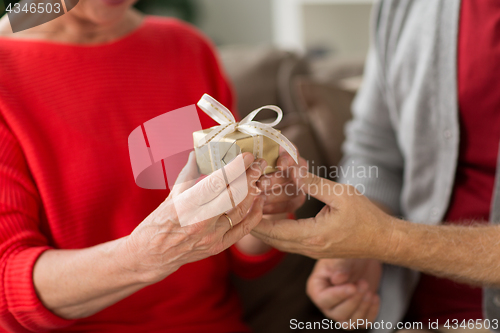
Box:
[0,1,304,332]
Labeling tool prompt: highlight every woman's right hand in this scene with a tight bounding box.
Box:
[122,152,267,284]
[32,152,267,320]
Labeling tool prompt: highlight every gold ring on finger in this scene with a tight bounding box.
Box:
[222,213,233,230]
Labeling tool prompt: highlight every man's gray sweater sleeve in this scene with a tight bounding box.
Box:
[339,37,404,216]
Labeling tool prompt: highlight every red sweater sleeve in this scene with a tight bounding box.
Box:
[228,246,285,280]
[0,116,74,332]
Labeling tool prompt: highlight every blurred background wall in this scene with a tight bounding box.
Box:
[135,0,372,59]
[195,0,274,46]
[1,0,372,58]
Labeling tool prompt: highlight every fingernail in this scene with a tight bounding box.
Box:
[332,270,349,277]
[330,271,348,282]
[281,157,290,168]
[243,153,255,165]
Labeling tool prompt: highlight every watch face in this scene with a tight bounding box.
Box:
[2,0,80,33]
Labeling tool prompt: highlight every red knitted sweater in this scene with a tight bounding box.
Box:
[0,17,282,333]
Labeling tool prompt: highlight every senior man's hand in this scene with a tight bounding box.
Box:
[307,259,381,329]
[251,172,395,259]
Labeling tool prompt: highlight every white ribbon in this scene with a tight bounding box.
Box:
[196,94,298,169]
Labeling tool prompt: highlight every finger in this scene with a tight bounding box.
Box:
[276,144,303,170]
[203,158,266,213]
[324,260,355,285]
[262,194,305,214]
[296,172,339,206]
[310,284,357,310]
[258,155,308,191]
[276,151,297,170]
[171,151,199,196]
[245,158,267,191]
[350,292,373,324]
[307,260,335,291]
[328,281,369,323]
[250,217,310,253]
[187,153,255,206]
[222,190,261,230]
[223,152,256,183]
[185,180,260,232]
[222,196,266,248]
[251,216,318,253]
[256,172,290,192]
[366,295,380,322]
[262,184,299,202]
[172,153,256,226]
[308,259,352,291]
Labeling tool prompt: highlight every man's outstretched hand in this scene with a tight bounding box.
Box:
[253,170,500,301]
[251,172,391,327]
[251,172,396,259]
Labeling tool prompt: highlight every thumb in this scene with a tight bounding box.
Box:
[251,216,316,253]
[171,151,199,195]
[297,172,339,206]
[183,152,254,206]
[324,259,355,285]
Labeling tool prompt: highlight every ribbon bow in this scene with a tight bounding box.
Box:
[196,94,298,167]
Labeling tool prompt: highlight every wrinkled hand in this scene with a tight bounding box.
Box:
[123,152,267,283]
[307,259,381,328]
[251,172,394,259]
[257,147,308,215]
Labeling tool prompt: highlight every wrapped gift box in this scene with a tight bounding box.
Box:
[193,93,297,177]
[193,128,279,175]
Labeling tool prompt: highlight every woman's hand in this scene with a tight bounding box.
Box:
[257,148,308,215]
[235,148,308,256]
[34,152,267,320]
[122,152,268,283]
[250,172,395,259]
[307,259,381,329]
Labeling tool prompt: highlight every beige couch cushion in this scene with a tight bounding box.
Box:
[219,45,308,119]
[294,77,355,169]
